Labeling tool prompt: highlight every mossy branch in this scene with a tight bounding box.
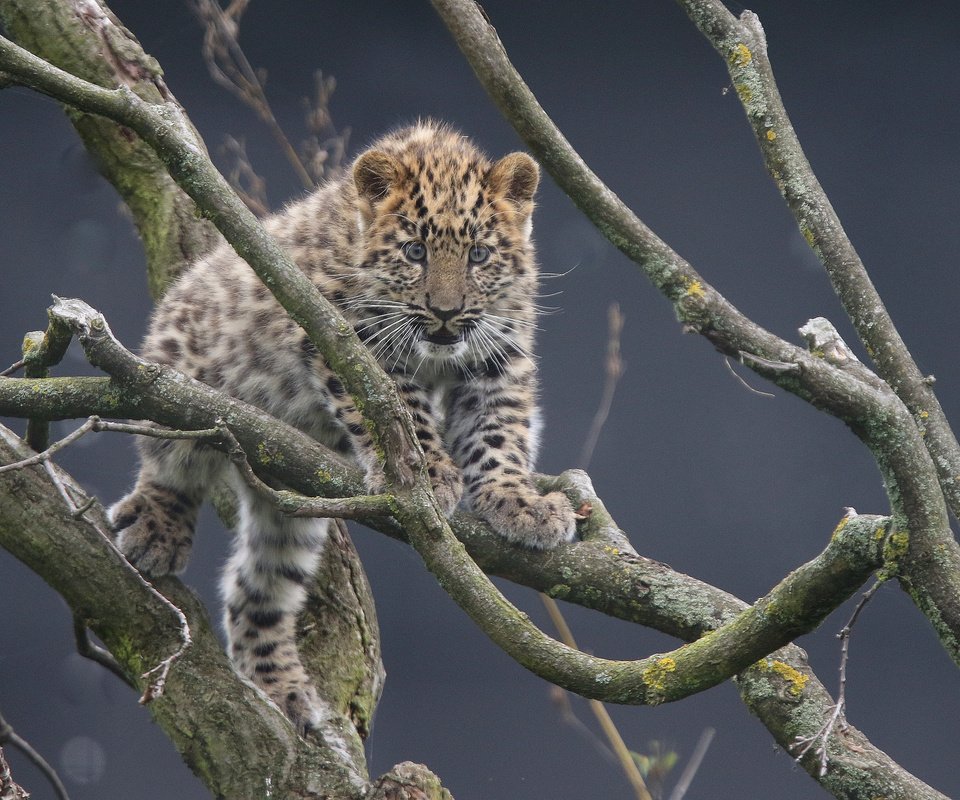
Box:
[427,0,960,672]
[0,296,898,707]
[0,424,369,799]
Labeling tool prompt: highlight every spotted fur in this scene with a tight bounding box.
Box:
[109,121,577,733]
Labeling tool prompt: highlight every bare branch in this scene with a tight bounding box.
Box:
[0,709,70,800]
[676,0,960,520]
[578,302,625,469]
[792,580,883,776]
[190,0,315,188]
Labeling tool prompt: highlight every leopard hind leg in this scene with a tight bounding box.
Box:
[109,433,223,576]
[222,479,331,734]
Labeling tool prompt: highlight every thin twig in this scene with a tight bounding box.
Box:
[547,686,616,762]
[0,417,223,476]
[541,595,653,800]
[0,359,25,378]
[218,424,393,519]
[668,727,715,800]
[724,357,774,398]
[0,710,70,800]
[221,135,270,217]
[0,417,98,474]
[190,0,314,189]
[578,303,625,469]
[73,616,132,687]
[792,579,883,776]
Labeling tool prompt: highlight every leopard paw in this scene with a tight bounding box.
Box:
[109,484,198,576]
[478,489,579,550]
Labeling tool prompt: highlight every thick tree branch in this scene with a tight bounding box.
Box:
[0,296,899,706]
[0,425,369,799]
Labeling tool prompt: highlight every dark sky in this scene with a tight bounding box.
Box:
[3,1,960,798]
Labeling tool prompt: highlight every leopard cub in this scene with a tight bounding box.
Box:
[110,121,578,733]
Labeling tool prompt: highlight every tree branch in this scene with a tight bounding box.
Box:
[427,0,960,671]
[0,424,370,799]
[676,0,960,523]
[0,296,900,705]
[675,0,960,680]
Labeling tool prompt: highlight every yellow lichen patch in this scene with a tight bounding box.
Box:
[830,515,850,540]
[642,657,677,693]
[603,545,621,556]
[685,280,706,299]
[730,43,752,67]
[758,659,808,697]
[765,129,777,141]
[885,530,910,560]
[256,441,284,466]
[735,83,753,103]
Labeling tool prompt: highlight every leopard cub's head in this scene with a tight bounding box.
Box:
[347,122,540,375]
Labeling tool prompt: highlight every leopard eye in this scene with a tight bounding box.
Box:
[402,241,428,263]
[467,244,490,265]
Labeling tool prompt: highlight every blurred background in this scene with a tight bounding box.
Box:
[3,1,960,797]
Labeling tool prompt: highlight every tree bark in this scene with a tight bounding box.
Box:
[0,0,220,295]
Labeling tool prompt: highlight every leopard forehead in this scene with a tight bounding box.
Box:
[384,162,513,245]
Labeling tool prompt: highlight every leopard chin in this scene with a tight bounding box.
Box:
[416,338,468,362]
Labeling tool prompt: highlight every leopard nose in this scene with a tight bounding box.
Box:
[425,293,464,322]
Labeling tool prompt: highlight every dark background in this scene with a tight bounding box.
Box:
[3,1,960,798]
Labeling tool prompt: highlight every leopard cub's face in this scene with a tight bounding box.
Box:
[347,126,540,376]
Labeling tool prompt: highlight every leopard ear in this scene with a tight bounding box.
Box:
[353,150,404,205]
[488,152,540,205]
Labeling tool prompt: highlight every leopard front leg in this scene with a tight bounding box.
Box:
[324,373,462,515]
[446,371,578,549]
